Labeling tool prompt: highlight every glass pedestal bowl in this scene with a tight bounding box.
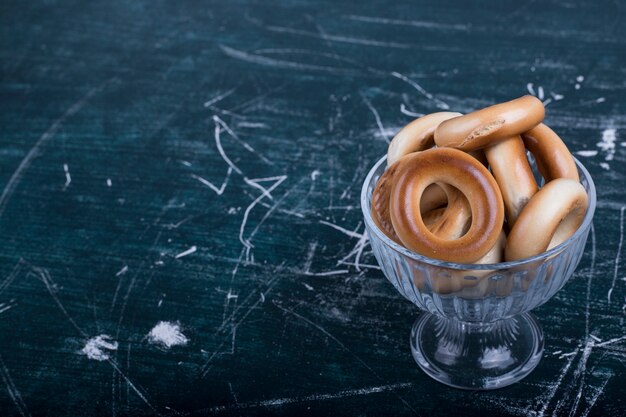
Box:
[360,155,596,390]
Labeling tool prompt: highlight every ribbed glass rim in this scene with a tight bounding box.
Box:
[360,154,597,270]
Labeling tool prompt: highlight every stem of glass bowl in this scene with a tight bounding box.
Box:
[410,312,544,390]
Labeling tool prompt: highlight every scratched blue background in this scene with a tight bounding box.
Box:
[0,0,625,416]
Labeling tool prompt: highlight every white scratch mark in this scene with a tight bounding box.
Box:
[0,352,31,417]
[106,178,112,187]
[608,206,625,305]
[303,283,314,291]
[566,339,594,417]
[576,75,585,82]
[400,103,424,117]
[239,176,287,252]
[219,45,362,75]
[360,93,389,143]
[575,150,598,157]
[203,382,413,413]
[179,160,192,167]
[147,321,189,349]
[594,334,626,348]
[527,83,535,95]
[311,170,321,181]
[599,162,610,170]
[212,116,244,175]
[542,98,553,107]
[203,87,237,108]
[175,246,197,259]
[558,350,579,359]
[237,121,269,129]
[391,71,450,109]
[82,335,118,361]
[115,265,128,277]
[107,358,161,415]
[537,86,545,100]
[319,220,364,239]
[595,97,605,103]
[260,293,265,302]
[337,261,381,270]
[579,373,612,417]
[31,266,86,337]
[303,269,350,276]
[0,80,111,219]
[263,25,412,49]
[585,224,596,337]
[343,14,468,30]
[589,334,602,342]
[62,163,71,189]
[536,351,577,417]
[191,167,233,195]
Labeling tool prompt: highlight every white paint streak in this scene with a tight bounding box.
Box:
[106,178,112,187]
[203,87,237,108]
[303,283,314,291]
[147,321,189,349]
[576,150,598,157]
[579,373,611,417]
[594,334,626,348]
[175,246,197,259]
[303,269,350,277]
[219,45,362,75]
[343,14,468,30]
[536,351,577,417]
[82,335,118,361]
[400,103,424,117]
[191,167,233,195]
[538,86,545,100]
[360,94,389,143]
[239,176,287,251]
[319,220,363,239]
[391,71,450,109]
[204,382,413,413]
[527,83,535,95]
[115,265,128,277]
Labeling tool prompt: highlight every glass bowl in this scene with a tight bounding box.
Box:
[360,154,596,390]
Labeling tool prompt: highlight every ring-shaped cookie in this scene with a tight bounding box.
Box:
[387,112,462,165]
[390,148,504,263]
[484,135,538,225]
[434,95,544,151]
[505,178,588,261]
[522,123,579,182]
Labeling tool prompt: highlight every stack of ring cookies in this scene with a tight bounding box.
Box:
[372,95,588,264]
